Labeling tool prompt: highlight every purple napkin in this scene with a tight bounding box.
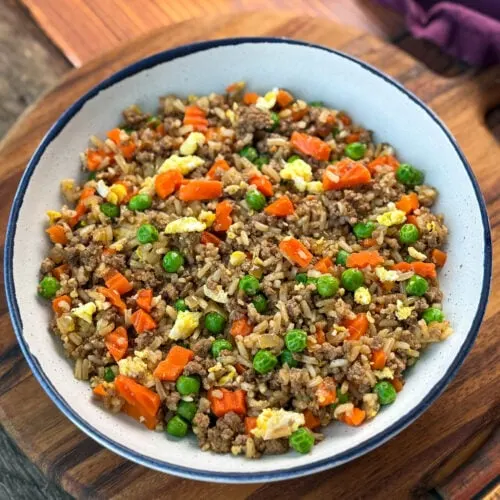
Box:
[375,0,500,66]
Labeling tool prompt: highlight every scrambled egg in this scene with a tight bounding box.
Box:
[203,284,228,304]
[46,210,62,225]
[198,210,215,227]
[251,409,305,440]
[158,154,204,175]
[395,299,414,320]
[426,221,437,232]
[280,159,313,192]
[179,132,205,156]
[229,251,246,266]
[255,89,277,111]
[168,311,202,340]
[71,302,96,323]
[139,176,156,196]
[306,181,324,194]
[408,247,427,261]
[217,365,237,386]
[96,180,109,198]
[165,217,206,234]
[118,356,148,378]
[226,109,236,125]
[354,287,372,305]
[375,267,400,282]
[107,183,128,204]
[373,367,394,380]
[376,204,407,227]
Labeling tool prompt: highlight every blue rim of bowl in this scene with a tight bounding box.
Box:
[4,37,492,483]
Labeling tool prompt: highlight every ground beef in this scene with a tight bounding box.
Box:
[235,105,273,134]
[102,252,127,271]
[131,268,162,289]
[40,257,55,273]
[191,339,212,358]
[183,360,207,377]
[314,343,343,361]
[123,105,149,126]
[254,437,289,455]
[164,384,181,411]
[206,412,245,453]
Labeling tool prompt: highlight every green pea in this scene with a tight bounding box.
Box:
[38,276,60,299]
[268,111,280,131]
[239,275,260,296]
[280,349,298,368]
[239,145,259,163]
[254,155,270,169]
[344,142,366,160]
[175,375,201,395]
[405,275,428,296]
[253,350,278,374]
[211,338,233,358]
[422,307,444,324]
[176,400,197,422]
[128,194,152,211]
[399,224,419,244]
[162,250,184,273]
[87,172,97,181]
[295,273,308,284]
[404,255,416,263]
[341,269,364,291]
[246,189,266,211]
[287,155,301,163]
[252,294,268,313]
[166,415,189,437]
[336,389,349,405]
[121,126,134,134]
[136,223,159,244]
[332,127,340,137]
[396,163,424,187]
[147,116,161,128]
[316,275,340,298]
[289,428,315,453]
[174,299,188,311]
[205,312,226,334]
[103,367,116,382]
[336,250,349,266]
[285,329,307,353]
[374,381,397,405]
[353,221,375,239]
[308,101,324,107]
[100,202,120,219]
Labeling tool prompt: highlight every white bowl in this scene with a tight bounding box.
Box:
[5,38,491,482]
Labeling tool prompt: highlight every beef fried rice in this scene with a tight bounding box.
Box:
[38,83,451,457]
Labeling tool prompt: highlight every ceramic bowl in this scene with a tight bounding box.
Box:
[5,38,491,483]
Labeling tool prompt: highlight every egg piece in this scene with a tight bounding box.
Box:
[395,299,414,320]
[180,132,206,156]
[354,287,372,305]
[118,356,148,379]
[255,89,277,111]
[139,176,157,196]
[375,267,400,282]
[373,367,394,380]
[251,408,305,440]
[46,210,62,225]
[280,159,313,192]
[377,207,407,227]
[408,247,427,261]
[217,366,237,386]
[229,251,246,266]
[71,302,96,323]
[168,311,202,340]
[158,154,204,175]
[203,284,228,304]
[198,210,216,227]
[226,109,236,125]
[96,180,109,198]
[306,181,324,193]
[165,217,206,234]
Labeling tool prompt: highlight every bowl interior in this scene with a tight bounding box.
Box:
[7,40,489,481]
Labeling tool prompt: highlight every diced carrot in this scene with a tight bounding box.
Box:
[46,225,68,245]
[303,409,321,430]
[226,81,244,93]
[314,257,333,274]
[371,349,387,370]
[86,149,110,171]
[208,388,247,417]
[345,133,360,144]
[120,142,136,160]
[343,313,369,340]
[230,317,253,337]
[52,264,70,280]
[382,281,395,292]
[395,192,419,214]
[264,195,294,217]
[205,127,221,142]
[276,89,294,108]
[93,384,107,397]
[244,416,258,435]
[80,186,96,201]
[367,155,400,173]
[347,251,384,268]
[315,325,326,345]
[243,92,259,105]
[249,175,274,197]
[178,180,223,201]
[316,378,337,407]
[343,407,366,426]
[121,401,159,430]
[97,286,126,313]
[102,248,117,256]
[52,295,72,315]
[156,123,165,136]
[391,378,404,392]
[105,270,133,295]
[213,200,233,232]
[155,170,184,199]
[200,231,222,247]
[105,326,128,361]
[431,249,447,267]
[136,289,153,312]
[291,107,308,121]
[406,214,418,226]
[323,159,372,190]
[68,187,96,227]
[106,128,121,144]
[392,261,436,279]
[235,363,247,375]
[153,345,194,381]
[338,113,352,126]
[290,131,331,161]
[130,309,157,334]
[361,238,377,248]
[279,238,313,268]
[183,105,208,132]
[206,158,230,180]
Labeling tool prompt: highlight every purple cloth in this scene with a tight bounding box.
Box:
[376,0,500,66]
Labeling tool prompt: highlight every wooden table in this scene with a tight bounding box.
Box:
[0,1,499,499]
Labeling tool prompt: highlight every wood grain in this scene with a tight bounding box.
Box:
[19,0,405,66]
[0,12,499,499]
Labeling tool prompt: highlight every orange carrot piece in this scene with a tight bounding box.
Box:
[391,378,404,392]
[105,326,128,361]
[68,187,96,227]
[315,325,326,345]
[136,289,153,312]
[121,401,159,430]
[276,89,294,108]
[155,170,184,199]
[264,195,294,217]
[361,238,377,248]
[97,286,126,313]
[347,251,384,268]
[106,128,121,144]
[431,249,447,267]
[102,248,117,257]
[200,231,222,247]
[226,81,244,93]
[153,345,194,381]
[105,270,133,295]
[115,374,161,423]
[396,192,419,214]
[314,257,333,274]
[178,180,223,201]
[406,214,418,226]
[392,261,436,279]
[291,107,308,121]
[345,133,360,144]
[52,295,72,315]
[245,416,258,435]
[130,309,157,334]
[208,388,247,417]
[371,349,387,370]
[279,238,313,268]
[93,384,107,397]
[46,225,68,245]
[206,158,230,180]
[86,149,109,171]
[343,407,366,426]
[119,142,136,160]
[249,175,274,197]
[243,92,259,105]
[213,200,233,232]
[367,155,400,173]
[52,264,70,280]
[338,113,352,126]
[323,159,372,191]
[205,127,221,142]
[303,409,321,430]
[156,123,165,136]
[230,317,253,337]
[183,105,208,132]
[316,378,337,407]
[235,363,247,375]
[343,313,369,341]
[290,131,331,161]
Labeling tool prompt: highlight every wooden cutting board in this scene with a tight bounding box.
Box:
[0,12,499,499]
